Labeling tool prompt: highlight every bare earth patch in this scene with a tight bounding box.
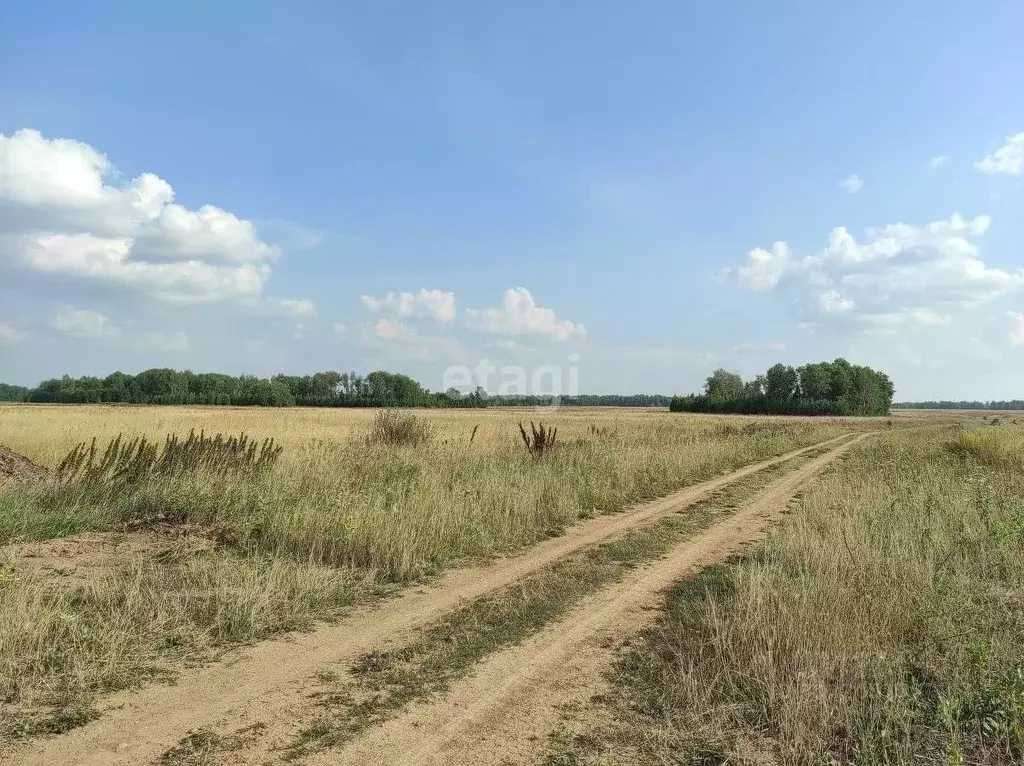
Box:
[0,445,49,487]
[2,529,217,585]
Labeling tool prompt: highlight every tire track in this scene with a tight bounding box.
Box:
[2,433,853,766]
[317,433,871,766]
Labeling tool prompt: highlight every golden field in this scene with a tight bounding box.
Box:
[0,403,863,737]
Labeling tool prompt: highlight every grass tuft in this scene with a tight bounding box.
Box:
[365,411,434,447]
[520,421,558,459]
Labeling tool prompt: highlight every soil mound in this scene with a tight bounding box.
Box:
[0,445,49,486]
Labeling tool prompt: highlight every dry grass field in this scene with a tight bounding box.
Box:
[547,420,1024,765]
[0,404,857,741]
[2,404,1017,766]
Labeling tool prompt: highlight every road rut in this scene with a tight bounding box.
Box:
[320,433,870,766]
[2,433,853,766]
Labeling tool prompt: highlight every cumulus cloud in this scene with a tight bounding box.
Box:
[51,306,119,338]
[928,155,948,169]
[0,322,23,343]
[335,318,419,344]
[839,174,863,194]
[373,318,417,342]
[720,242,789,290]
[0,128,310,311]
[976,132,1024,175]
[723,214,1023,333]
[818,289,855,314]
[360,288,456,322]
[1011,312,1024,347]
[465,288,586,342]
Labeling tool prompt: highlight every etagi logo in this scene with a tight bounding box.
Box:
[442,354,580,408]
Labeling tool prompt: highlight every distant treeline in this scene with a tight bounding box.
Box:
[489,394,671,408]
[896,400,1024,410]
[0,383,29,402]
[2,369,485,408]
[670,359,894,416]
[0,369,672,408]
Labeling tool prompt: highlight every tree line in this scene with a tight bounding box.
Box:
[670,359,894,416]
[0,383,29,402]
[895,400,1024,410]
[1,369,486,408]
[0,369,672,408]
[488,393,671,407]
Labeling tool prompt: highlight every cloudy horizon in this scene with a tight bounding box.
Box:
[2,4,1023,399]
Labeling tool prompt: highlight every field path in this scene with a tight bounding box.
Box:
[2,433,853,766]
[316,432,871,766]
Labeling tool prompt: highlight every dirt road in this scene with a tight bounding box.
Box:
[2,433,855,766]
[314,432,870,766]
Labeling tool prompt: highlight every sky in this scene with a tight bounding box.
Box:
[1,1,1023,400]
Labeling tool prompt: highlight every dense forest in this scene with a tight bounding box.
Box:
[0,369,672,408]
[895,400,1024,410]
[0,369,485,408]
[670,359,894,416]
[0,383,29,402]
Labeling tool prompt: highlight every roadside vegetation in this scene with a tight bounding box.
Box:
[0,405,855,739]
[282,446,834,761]
[548,423,1024,765]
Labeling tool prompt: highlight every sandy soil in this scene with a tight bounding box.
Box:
[2,528,216,584]
[0,445,48,486]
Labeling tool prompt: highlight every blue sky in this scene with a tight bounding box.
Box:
[1,1,1023,399]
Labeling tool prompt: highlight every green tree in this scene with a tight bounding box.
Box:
[764,363,797,404]
[797,363,832,401]
[704,369,744,401]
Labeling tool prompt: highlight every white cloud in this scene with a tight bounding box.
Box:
[333,322,359,339]
[1011,312,1024,347]
[0,128,310,311]
[465,288,586,342]
[839,174,863,194]
[0,322,23,343]
[721,242,789,291]
[976,132,1024,175]
[724,214,1023,333]
[373,318,417,342]
[51,306,119,338]
[360,288,456,322]
[818,289,855,314]
[928,155,948,169]
[264,298,316,318]
[335,318,419,344]
[0,129,111,208]
[19,233,270,302]
[334,319,463,361]
[908,309,951,326]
